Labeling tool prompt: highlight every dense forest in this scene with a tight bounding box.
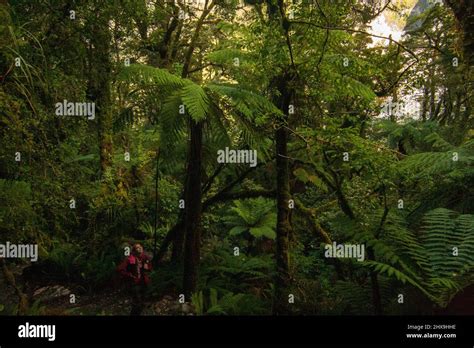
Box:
[0,0,473,316]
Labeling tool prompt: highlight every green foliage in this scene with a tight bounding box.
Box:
[118,64,186,91]
[333,280,373,314]
[25,299,47,316]
[375,120,441,152]
[39,242,119,289]
[420,209,474,278]
[148,263,183,297]
[201,248,274,295]
[223,198,276,240]
[44,243,80,278]
[192,288,269,315]
[180,84,210,122]
[1,0,472,317]
[0,179,37,237]
[206,83,283,125]
[118,64,275,163]
[293,167,328,192]
[78,252,118,289]
[358,209,474,307]
[400,136,474,177]
[206,49,247,67]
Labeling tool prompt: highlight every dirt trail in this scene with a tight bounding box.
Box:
[0,261,193,316]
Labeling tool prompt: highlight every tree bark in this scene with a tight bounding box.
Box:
[271,72,294,314]
[87,9,112,176]
[445,1,474,130]
[367,248,382,315]
[182,120,203,298]
[273,124,292,314]
[171,211,185,263]
[180,1,214,298]
[445,0,474,68]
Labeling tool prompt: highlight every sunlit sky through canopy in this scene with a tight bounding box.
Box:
[368,0,419,45]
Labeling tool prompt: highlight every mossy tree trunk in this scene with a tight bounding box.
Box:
[272,72,294,314]
[182,119,203,298]
[180,3,214,298]
[87,9,112,177]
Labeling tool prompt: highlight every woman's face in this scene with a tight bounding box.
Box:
[133,244,143,256]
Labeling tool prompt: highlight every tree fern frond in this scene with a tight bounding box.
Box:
[206,83,283,123]
[181,83,210,122]
[229,226,248,236]
[249,226,276,239]
[399,134,474,178]
[342,75,376,101]
[223,198,276,240]
[206,49,247,66]
[363,260,436,301]
[160,91,187,145]
[117,64,186,90]
[421,209,474,278]
[424,132,454,151]
[400,151,457,176]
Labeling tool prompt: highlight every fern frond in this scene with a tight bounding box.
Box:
[421,209,474,278]
[181,83,210,122]
[206,49,247,66]
[160,91,187,144]
[424,133,454,151]
[117,64,186,90]
[400,151,456,176]
[206,83,283,123]
[363,260,437,301]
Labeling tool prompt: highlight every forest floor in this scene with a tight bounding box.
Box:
[2,262,472,315]
[0,262,192,316]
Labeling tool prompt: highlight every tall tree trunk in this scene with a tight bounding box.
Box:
[367,248,382,315]
[445,0,474,68]
[265,0,295,314]
[180,2,213,298]
[445,1,474,131]
[271,72,294,314]
[183,120,203,298]
[273,123,292,314]
[87,10,112,176]
[428,59,436,120]
[171,210,185,263]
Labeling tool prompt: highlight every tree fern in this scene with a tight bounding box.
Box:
[356,208,474,307]
[222,198,277,240]
[118,64,275,165]
[206,83,281,160]
[399,135,474,178]
[374,120,442,153]
[206,83,283,125]
[420,209,474,279]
